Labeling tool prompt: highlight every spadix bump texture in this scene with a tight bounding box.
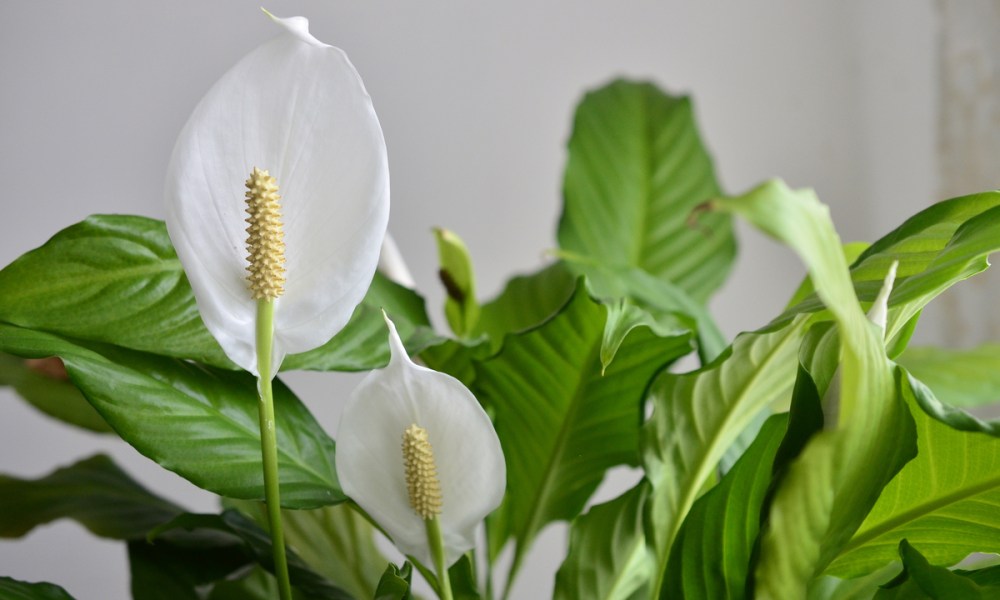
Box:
[165,12,389,376]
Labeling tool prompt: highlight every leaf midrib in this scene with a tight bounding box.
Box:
[836,471,1000,557]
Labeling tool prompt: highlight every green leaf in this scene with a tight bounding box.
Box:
[229,500,387,600]
[0,353,110,433]
[873,540,1000,600]
[0,324,344,508]
[773,191,1000,343]
[374,563,414,600]
[150,510,353,600]
[434,227,481,338]
[641,315,808,588]
[208,567,284,600]
[0,214,431,373]
[558,79,735,303]
[827,372,1000,577]
[714,181,916,599]
[0,577,76,600]
[476,282,692,582]
[473,261,577,351]
[0,454,181,540]
[554,482,653,600]
[664,414,788,600]
[283,273,433,372]
[807,563,900,600]
[128,534,249,600]
[898,344,1000,409]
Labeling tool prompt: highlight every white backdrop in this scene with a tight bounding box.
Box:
[0,1,939,598]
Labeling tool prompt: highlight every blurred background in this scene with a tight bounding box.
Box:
[1,0,996,597]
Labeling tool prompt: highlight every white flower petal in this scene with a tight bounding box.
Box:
[165,12,389,375]
[335,315,506,566]
[867,260,898,337]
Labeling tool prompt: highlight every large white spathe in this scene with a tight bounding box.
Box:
[336,315,506,567]
[165,12,389,376]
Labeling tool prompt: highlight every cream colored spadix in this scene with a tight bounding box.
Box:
[336,314,506,567]
[165,11,389,377]
[244,167,286,301]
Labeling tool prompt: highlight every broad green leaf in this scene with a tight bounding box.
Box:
[0,577,76,600]
[664,415,788,600]
[150,510,352,600]
[827,372,1000,577]
[0,454,180,540]
[374,563,414,600]
[435,227,481,338]
[772,191,1000,342]
[128,535,248,600]
[715,181,915,599]
[563,255,725,363]
[473,261,576,351]
[558,79,735,303]
[554,482,652,600]
[229,500,387,600]
[283,272,433,372]
[873,540,1000,599]
[419,261,575,387]
[0,324,343,508]
[641,315,808,588]
[0,353,110,433]
[0,215,431,373]
[476,283,692,582]
[898,344,1000,409]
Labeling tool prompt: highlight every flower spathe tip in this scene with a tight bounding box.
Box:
[336,315,506,567]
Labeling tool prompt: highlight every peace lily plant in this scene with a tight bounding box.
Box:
[4,9,1000,600]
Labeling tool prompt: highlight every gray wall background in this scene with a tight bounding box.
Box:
[1,0,974,597]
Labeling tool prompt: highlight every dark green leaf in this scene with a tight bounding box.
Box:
[0,215,431,373]
[128,533,248,600]
[0,324,343,508]
[150,510,353,600]
[665,415,788,600]
[374,563,413,600]
[874,540,1000,600]
[558,79,735,303]
[477,283,692,582]
[554,482,652,600]
[0,353,110,433]
[0,454,180,540]
[0,577,76,600]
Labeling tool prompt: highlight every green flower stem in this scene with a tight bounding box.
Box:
[256,298,292,600]
[426,516,453,600]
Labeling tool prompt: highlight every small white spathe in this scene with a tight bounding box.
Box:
[336,315,506,567]
[165,11,389,376]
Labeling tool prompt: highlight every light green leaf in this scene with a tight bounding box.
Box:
[0,454,181,540]
[0,577,76,600]
[229,500,387,600]
[664,414,789,600]
[0,324,343,508]
[714,180,915,600]
[641,315,808,589]
[898,344,1000,409]
[558,80,735,303]
[873,540,1000,600]
[0,353,110,433]
[807,562,900,600]
[476,283,692,584]
[435,227,481,338]
[827,372,1000,577]
[554,482,652,600]
[0,215,431,373]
